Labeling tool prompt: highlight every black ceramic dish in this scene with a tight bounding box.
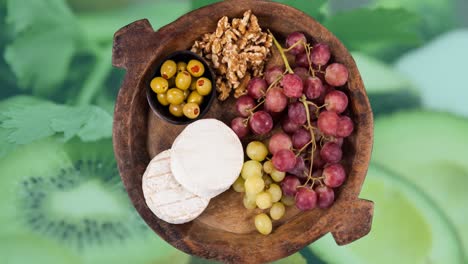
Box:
[146,50,216,125]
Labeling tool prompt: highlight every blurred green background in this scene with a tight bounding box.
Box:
[1,0,467,263]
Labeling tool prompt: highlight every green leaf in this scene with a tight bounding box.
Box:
[0,98,112,146]
[4,0,81,96]
[324,8,422,51]
[274,0,327,20]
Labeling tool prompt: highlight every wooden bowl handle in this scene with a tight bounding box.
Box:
[331,199,374,245]
[112,19,158,72]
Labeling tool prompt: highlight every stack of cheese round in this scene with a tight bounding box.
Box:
[142,119,244,224]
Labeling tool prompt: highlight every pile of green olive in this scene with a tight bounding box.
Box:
[150,59,212,119]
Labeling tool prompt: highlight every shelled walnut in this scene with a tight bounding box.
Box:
[191,10,272,101]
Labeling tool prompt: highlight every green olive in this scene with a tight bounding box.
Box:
[187,91,203,105]
[175,71,192,90]
[169,103,184,117]
[195,77,212,96]
[183,89,190,100]
[157,92,169,106]
[187,59,205,77]
[190,79,197,90]
[166,88,185,105]
[183,103,200,119]
[160,60,177,79]
[150,77,168,94]
[177,61,187,72]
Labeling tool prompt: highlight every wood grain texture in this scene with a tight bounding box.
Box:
[112,0,374,263]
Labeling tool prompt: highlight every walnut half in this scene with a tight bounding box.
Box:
[191,10,272,101]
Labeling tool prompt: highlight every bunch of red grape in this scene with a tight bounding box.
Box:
[230,31,353,212]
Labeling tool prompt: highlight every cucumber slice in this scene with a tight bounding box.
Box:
[395,30,468,117]
[352,52,420,116]
[309,164,464,263]
[373,111,468,259]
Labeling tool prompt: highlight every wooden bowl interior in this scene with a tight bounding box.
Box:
[114,1,373,262]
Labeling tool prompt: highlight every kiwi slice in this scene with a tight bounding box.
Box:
[0,138,190,264]
[373,111,468,259]
[309,164,464,263]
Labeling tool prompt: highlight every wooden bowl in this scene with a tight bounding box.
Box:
[112,0,374,263]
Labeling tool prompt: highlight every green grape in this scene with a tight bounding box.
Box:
[166,88,185,105]
[183,102,200,119]
[169,103,184,117]
[177,61,187,72]
[255,213,272,235]
[256,191,273,209]
[187,91,203,105]
[175,71,192,90]
[245,177,264,195]
[187,59,205,77]
[263,160,274,174]
[267,183,282,203]
[232,177,245,192]
[150,77,169,94]
[157,92,169,106]
[160,60,177,79]
[270,202,286,220]
[241,160,263,180]
[195,77,212,96]
[246,141,269,161]
[263,175,273,186]
[271,169,286,182]
[281,195,295,206]
[243,193,257,209]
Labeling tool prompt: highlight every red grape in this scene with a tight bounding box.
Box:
[247,78,267,99]
[272,149,297,172]
[281,175,300,196]
[249,111,273,135]
[269,132,293,155]
[314,84,334,105]
[287,156,307,179]
[295,187,317,211]
[288,102,307,125]
[317,111,339,136]
[281,117,301,134]
[236,95,255,117]
[323,164,346,188]
[310,43,331,66]
[285,32,306,55]
[325,63,349,87]
[325,90,348,114]
[265,66,284,85]
[281,74,303,98]
[293,67,309,81]
[329,137,344,147]
[315,185,335,208]
[313,148,326,169]
[295,52,309,68]
[231,117,250,138]
[320,142,342,164]
[304,76,324,100]
[292,128,311,149]
[337,116,354,137]
[265,87,288,113]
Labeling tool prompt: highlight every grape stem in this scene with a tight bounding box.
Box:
[300,95,321,187]
[269,30,294,74]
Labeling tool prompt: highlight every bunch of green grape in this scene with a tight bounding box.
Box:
[150,59,212,119]
[232,141,293,235]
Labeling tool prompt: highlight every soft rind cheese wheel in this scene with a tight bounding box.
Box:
[171,119,244,198]
[142,150,210,224]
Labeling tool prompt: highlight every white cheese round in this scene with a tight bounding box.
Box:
[142,150,210,224]
[171,119,244,198]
